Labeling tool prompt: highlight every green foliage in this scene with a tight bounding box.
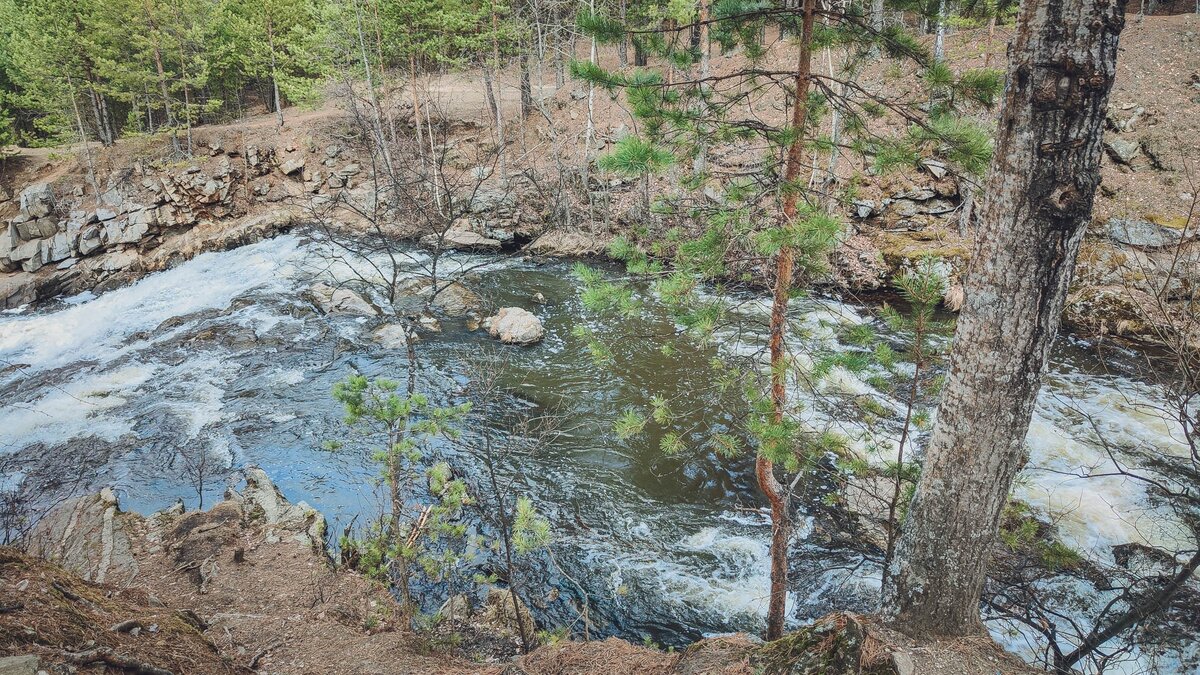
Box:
[598,135,675,177]
[330,372,473,612]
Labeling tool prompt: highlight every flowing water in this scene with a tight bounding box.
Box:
[0,233,1194,671]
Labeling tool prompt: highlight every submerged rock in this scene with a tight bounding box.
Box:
[484,307,545,345]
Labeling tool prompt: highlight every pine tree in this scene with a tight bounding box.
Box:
[574,0,999,639]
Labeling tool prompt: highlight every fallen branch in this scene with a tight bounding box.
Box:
[111,619,143,633]
[247,639,284,670]
[51,647,174,675]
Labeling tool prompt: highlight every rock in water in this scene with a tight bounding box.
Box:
[527,229,612,257]
[306,282,379,316]
[421,224,502,251]
[484,307,545,345]
[397,277,482,316]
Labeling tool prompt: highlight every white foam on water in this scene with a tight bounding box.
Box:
[0,235,306,377]
[0,364,157,450]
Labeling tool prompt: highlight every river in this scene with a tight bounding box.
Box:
[0,232,1193,672]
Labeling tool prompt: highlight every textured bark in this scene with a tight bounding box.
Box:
[882,0,1127,637]
[762,0,816,642]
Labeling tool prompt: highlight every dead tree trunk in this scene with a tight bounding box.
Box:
[882,0,1128,637]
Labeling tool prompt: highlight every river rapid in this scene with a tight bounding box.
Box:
[0,233,1194,672]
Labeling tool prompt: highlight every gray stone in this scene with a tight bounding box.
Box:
[1104,218,1185,249]
[100,187,124,206]
[891,199,920,218]
[337,163,361,177]
[240,467,326,549]
[56,257,78,270]
[27,488,139,585]
[852,200,876,219]
[279,157,305,176]
[77,226,103,255]
[1105,138,1141,165]
[306,283,378,316]
[325,144,343,158]
[19,183,54,218]
[371,323,411,349]
[47,231,73,262]
[397,277,483,316]
[96,207,119,222]
[421,224,502,251]
[21,253,43,272]
[0,655,39,675]
[484,307,546,345]
[527,230,611,257]
[10,238,41,262]
[15,218,54,240]
[921,159,948,179]
[70,209,97,225]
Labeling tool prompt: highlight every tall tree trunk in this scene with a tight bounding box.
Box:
[882,0,1127,637]
[618,0,628,66]
[762,0,816,642]
[410,54,426,160]
[266,18,285,128]
[143,0,176,146]
[692,0,710,176]
[520,52,533,119]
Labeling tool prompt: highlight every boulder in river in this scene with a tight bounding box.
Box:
[484,307,545,345]
[526,229,612,257]
[306,282,379,316]
[397,276,482,316]
[421,222,502,251]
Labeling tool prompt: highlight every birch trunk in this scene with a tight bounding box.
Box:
[882,0,1127,637]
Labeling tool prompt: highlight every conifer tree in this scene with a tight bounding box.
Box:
[573,0,999,639]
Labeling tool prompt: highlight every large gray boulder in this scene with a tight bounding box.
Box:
[526,229,612,257]
[397,277,483,316]
[421,222,502,251]
[18,183,54,218]
[484,307,545,345]
[306,282,379,316]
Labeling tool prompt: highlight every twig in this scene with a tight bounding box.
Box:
[247,639,284,670]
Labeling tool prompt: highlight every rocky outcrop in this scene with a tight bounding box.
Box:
[484,307,546,345]
[25,488,139,587]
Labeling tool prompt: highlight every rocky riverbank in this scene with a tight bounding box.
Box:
[1,469,1042,675]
